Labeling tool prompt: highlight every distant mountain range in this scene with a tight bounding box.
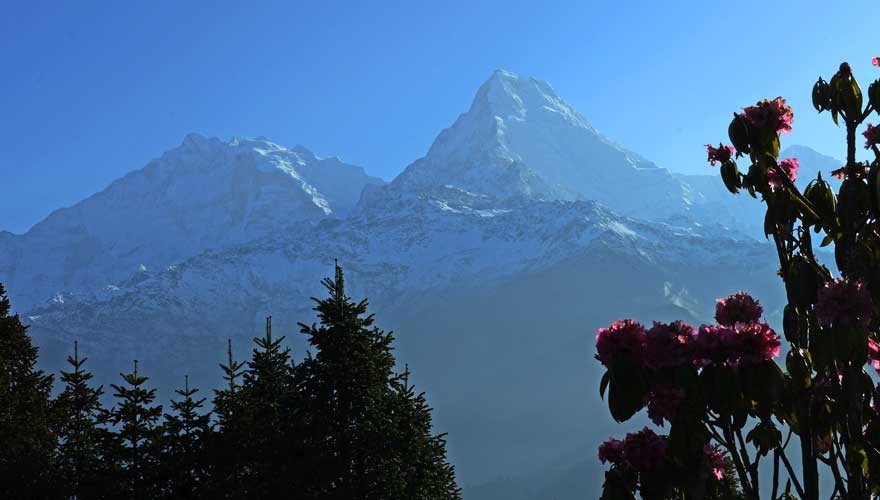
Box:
[1,70,846,498]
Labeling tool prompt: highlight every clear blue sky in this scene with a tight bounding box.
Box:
[2,0,877,234]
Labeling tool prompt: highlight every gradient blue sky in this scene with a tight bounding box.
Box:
[2,0,878,234]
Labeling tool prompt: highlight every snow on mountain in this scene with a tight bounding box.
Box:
[365,70,700,220]
[22,196,783,491]
[0,134,383,310]
[25,199,760,345]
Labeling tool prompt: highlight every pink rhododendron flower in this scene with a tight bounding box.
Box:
[598,438,625,465]
[595,319,646,367]
[715,291,763,326]
[644,320,695,369]
[693,322,779,366]
[768,158,799,188]
[692,325,737,366]
[864,123,880,149]
[873,56,880,67]
[706,143,734,166]
[742,97,794,136]
[623,428,669,473]
[704,445,726,481]
[647,385,685,426]
[736,322,781,364]
[815,278,874,329]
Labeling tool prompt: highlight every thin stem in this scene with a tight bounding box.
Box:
[778,445,807,499]
[772,449,780,500]
[847,121,857,169]
[782,428,793,451]
[819,452,848,499]
[722,424,756,498]
[736,427,760,494]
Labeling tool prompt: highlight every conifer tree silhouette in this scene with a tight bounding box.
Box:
[108,360,163,499]
[52,340,109,498]
[209,338,247,498]
[0,282,56,498]
[298,262,461,499]
[237,315,299,497]
[161,375,211,498]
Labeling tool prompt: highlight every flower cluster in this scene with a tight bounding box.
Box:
[598,438,624,465]
[596,293,779,370]
[705,143,734,166]
[692,325,733,366]
[599,428,669,473]
[768,158,799,188]
[742,97,794,136]
[873,56,880,68]
[864,123,880,149]
[715,291,764,326]
[644,320,695,369]
[815,278,874,329]
[647,385,685,426]
[691,323,778,366]
[736,322,782,364]
[599,430,728,481]
[595,319,646,367]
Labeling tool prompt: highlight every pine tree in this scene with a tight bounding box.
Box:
[52,340,109,498]
[108,359,163,499]
[208,339,247,499]
[0,282,57,498]
[385,366,461,500]
[298,263,461,499]
[237,316,300,497]
[160,375,211,499]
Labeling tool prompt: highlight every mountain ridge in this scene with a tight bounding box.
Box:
[0,134,383,310]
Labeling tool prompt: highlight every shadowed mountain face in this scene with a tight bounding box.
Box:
[3,70,832,497]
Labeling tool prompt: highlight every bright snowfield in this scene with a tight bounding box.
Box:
[0,70,840,499]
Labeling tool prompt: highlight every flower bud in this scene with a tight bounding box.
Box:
[728,113,751,155]
[813,77,831,112]
[804,172,837,230]
[720,160,741,194]
[869,79,880,115]
[785,254,828,307]
[782,304,799,343]
[838,178,870,231]
[831,63,863,120]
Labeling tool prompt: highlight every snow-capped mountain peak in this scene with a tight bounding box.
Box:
[366,69,694,219]
[469,69,591,131]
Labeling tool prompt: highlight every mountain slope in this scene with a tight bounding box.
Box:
[23,195,785,492]
[0,134,382,310]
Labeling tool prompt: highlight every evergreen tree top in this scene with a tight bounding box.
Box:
[0,282,10,317]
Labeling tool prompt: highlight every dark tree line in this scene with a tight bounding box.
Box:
[0,265,461,499]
